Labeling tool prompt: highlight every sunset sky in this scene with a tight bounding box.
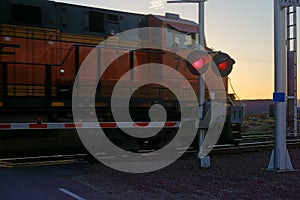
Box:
[57,0,300,100]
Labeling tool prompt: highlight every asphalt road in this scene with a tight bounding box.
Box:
[0,164,98,200]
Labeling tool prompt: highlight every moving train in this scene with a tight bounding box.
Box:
[0,0,244,150]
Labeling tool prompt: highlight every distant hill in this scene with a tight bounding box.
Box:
[239,99,274,115]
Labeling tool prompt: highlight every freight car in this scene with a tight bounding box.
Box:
[0,0,244,150]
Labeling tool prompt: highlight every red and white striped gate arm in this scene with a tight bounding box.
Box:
[0,121,180,130]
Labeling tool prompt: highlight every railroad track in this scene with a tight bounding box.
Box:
[0,154,88,168]
[1,133,300,168]
[211,138,300,155]
[240,131,274,142]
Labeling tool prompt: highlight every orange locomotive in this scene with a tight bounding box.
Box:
[0,0,244,148]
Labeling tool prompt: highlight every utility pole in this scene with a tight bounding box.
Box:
[267,0,296,171]
[167,0,210,168]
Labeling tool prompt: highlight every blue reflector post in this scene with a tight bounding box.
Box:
[273,92,285,102]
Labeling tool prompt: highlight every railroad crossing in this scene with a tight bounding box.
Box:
[167,0,300,171]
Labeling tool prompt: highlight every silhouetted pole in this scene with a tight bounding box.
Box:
[197,0,210,169]
[167,0,210,168]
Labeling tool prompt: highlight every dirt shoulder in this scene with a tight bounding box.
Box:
[74,147,300,200]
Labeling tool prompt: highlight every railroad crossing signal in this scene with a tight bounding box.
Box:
[185,51,235,77]
[167,0,210,168]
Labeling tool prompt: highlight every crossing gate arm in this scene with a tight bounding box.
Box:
[0,122,181,130]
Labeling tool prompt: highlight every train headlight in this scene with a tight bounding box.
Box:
[59,68,65,74]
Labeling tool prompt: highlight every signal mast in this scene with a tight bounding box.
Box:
[167,0,210,168]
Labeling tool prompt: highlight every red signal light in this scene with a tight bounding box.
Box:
[192,58,204,69]
[212,52,235,77]
[186,51,211,76]
[192,56,211,69]
[218,61,228,70]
